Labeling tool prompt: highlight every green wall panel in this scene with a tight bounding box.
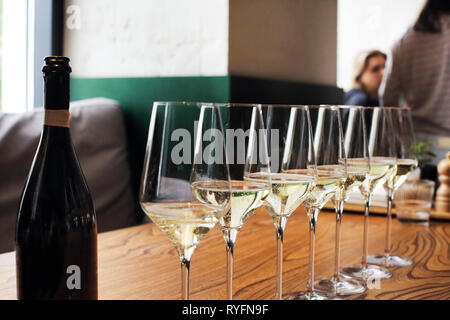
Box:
[70,76,230,131]
[70,76,231,197]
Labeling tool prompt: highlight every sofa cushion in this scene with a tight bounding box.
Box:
[0,98,139,253]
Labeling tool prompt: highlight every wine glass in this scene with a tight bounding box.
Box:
[288,105,346,300]
[192,103,271,300]
[314,106,367,297]
[139,102,231,300]
[248,105,316,300]
[342,107,396,281]
[367,107,418,267]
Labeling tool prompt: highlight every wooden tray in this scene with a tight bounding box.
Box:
[323,201,450,221]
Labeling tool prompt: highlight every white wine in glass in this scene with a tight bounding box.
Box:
[390,158,418,190]
[342,107,397,281]
[362,157,397,194]
[313,107,371,298]
[191,180,269,230]
[368,107,418,267]
[245,172,314,219]
[141,202,219,262]
[287,106,346,301]
[140,102,231,300]
[192,103,271,300]
[302,168,345,209]
[255,105,316,300]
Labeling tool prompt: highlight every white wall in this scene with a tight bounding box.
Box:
[64,0,339,86]
[229,0,338,86]
[337,0,426,90]
[64,0,229,78]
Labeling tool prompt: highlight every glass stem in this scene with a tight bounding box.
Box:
[274,216,287,300]
[181,257,190,300]
[362,193,371,269]
[333,200,344,283]
[223,229,237,300]
[384,188,394,258]
[306,208,319,297]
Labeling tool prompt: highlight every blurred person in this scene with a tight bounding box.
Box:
[379,0,450,138]
[344,50,387,106]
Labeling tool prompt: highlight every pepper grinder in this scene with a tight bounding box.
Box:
[435,152,450,212]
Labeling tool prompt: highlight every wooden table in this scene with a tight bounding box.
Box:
[0,207,449,300]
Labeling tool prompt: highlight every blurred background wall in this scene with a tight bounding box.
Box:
[63,0,344,187]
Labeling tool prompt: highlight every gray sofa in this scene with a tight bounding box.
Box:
[0,98,141,253]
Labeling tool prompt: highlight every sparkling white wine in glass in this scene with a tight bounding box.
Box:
[287,106,345,301]
[259,105,317,300]
[191,180,270,230]
[342,163,368,200]
[342,107,396,281]
[314,106,367,298]
[191,103,270,300]
[141,202,219,256]
[301,168,345,209]
[244,172,314,218]
[358,157,396,194]
[140,102,231,300]
[368,107,418,268]
[388,158,418,190]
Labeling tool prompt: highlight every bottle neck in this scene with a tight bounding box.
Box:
[43,72,71,128]
[42,125,71,146]
[44,72,70,110]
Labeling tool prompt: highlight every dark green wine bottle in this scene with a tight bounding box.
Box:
[15,57,98,300]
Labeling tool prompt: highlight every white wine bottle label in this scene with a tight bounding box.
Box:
[44,109,70,127]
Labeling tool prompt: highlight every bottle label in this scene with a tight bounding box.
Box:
[44,109,70,127]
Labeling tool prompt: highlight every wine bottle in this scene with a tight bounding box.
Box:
[15,57,98,300]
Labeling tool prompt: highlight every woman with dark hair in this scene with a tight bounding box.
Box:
[379,0,450,136]
[414,0,450,33]
[344,50,387,106]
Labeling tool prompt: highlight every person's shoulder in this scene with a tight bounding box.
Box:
[344,88,369,106]
[402,26,417,40]
[391,27,416,53]
[393,26,431,53]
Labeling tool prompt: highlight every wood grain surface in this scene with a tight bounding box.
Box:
[0,206,448,300]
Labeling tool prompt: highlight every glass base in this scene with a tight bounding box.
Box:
[314,277,366,297]
[285,291,329,300]
[341,264,392,281]
[367,254,413,268]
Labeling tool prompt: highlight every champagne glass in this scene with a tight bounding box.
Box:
[314,106,367,297]
[247,105,317,300]
[139,102,231,300]
[192,103,271,300]
[367,107,418,267]
[342,107,396,281]
[288,105,346,300]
